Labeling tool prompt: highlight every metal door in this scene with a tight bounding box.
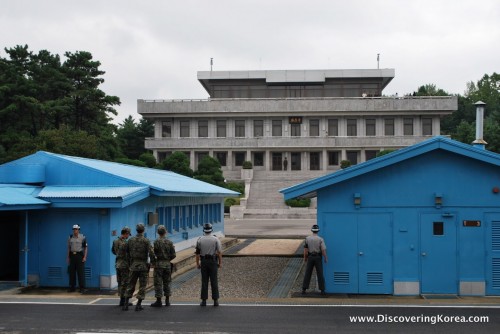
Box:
[358,214,393,294]
[324,213,358,293]
[420,213,457,294]
[324,213,392,294]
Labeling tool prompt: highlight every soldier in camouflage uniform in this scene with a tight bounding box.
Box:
[150,225,176,307]
[111,226,131,306]
[123,223,155,311]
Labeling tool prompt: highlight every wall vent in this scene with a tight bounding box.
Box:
[48,267,63,279]
[367,272,383,285]
[334,272,350,284]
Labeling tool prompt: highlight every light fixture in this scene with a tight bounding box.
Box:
[354,193,361,207]
[435,193,443,208]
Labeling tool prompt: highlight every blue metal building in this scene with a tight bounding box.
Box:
[281,137,500,296]
[0,151,238,289]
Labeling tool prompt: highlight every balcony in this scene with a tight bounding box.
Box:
[144,135,432,150]
[138,96,457,117]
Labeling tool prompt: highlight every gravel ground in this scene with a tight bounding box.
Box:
[172,257,291,300]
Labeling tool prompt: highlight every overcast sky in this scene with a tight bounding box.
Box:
[2,0,499,124]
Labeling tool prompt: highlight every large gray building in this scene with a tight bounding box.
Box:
[138,69,457,179]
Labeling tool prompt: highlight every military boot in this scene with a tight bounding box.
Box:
[119,297,124,306]
[150,297,162,307]
[122,298,130,311]
[135,299,144,311]
[165,296,170,307]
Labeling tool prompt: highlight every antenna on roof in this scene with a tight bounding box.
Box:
[210,58,213,72]
[377,53,380,69]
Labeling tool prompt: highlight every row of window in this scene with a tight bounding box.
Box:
[156,203,221,234]
[161,118,433,138]
[160,150,378,170]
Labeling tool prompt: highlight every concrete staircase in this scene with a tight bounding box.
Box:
[242,171,329,219]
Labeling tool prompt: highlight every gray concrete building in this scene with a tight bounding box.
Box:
[138,69,457,180]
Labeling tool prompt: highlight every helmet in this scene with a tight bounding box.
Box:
[157,225,167,235]
[311,224,320,233]
[122,226,131,234]
[136,223,145,233]
[203,223,213,233]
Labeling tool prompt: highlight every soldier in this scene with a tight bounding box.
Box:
[195,223,222,307]
[123,223,155,311]
[111,226,131,306]
[67,224,87,293]
[302,224,328,295]
[150,225,176,307]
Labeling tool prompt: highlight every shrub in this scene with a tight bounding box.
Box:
[285,198,311,207]
[340,160,352,169]
[242,160,253,169]
[224,197,240,213]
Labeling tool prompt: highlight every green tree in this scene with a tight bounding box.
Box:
[161,151,193,177]
[194,156,225,186]
[115,116,154,160]
[414,84,449,97]
[139,152,157,168]
[0,45,123,162]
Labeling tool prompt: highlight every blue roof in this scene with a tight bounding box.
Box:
[0,185,50,209]
[281,136,500,200]
[0,151,239,209]
[38,152,239,197]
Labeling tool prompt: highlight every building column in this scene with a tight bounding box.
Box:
[322,149,328,171]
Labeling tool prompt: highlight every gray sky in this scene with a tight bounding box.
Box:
[2,0,499,124]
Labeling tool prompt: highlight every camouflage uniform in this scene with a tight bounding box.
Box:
[111,236,129,299]
[153,234,176,298]
[124,232,155,301]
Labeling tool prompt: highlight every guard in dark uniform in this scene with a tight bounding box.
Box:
[302,224,328,295]
[195,223,222,306]
[67,224,88,293]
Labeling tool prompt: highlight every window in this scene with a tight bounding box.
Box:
[253,152,264,166]
[180,120,190,138]
[254,120,264,137]
[422,117,432,136]
[309,119,320,136]
[347,119,357,136]
[328,119,338,136]
[433,222,444,236]
[215,152,227,166]
[346,151,358,165]
[198,120,208,138]
[234,152,246,166]
[365,119,376,136]
[272,120,282,137]
[162,121,172,138]
[291,123,301,137]
[328,151,340,165]
[384,118,394,136]
[235,120,245,137]
[403,118,414,136]
[365,150,379,161]
[217,120,226,138]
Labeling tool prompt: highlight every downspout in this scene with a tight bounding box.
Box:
[23,211,29,287]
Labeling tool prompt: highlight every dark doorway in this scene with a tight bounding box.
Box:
[291,152,301,170]
[0,212,20,280]
[272,153,282,171]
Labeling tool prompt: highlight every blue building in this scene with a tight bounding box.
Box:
[0,151,238,289]
[281,137,500,296]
